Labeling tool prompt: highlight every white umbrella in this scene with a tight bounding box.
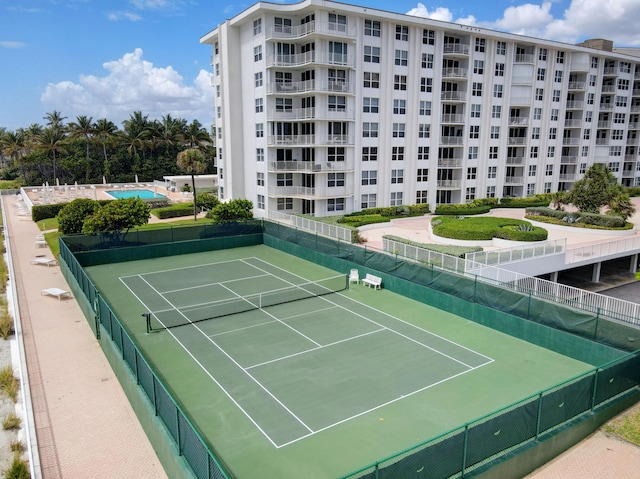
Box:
[64,183,69,200]
[103,176,106,185]
[74,181,79,197]
[42,184,47,204]
[135,174,139,184]
[92,185,97,200]
[56,178,60,187]
[154,185,157,198]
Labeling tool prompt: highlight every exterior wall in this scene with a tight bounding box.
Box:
[201,0,640,219]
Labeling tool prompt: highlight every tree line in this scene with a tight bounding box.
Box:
[0,110,215,186]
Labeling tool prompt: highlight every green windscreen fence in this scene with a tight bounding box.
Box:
[59,221,640,479]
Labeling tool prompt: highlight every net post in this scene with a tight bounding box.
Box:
[142,313,151,333]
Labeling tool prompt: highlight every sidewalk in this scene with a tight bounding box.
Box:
[3,195,167,479]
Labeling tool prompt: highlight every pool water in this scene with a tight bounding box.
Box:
[105,189,168,200]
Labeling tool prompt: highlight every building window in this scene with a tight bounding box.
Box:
[556,51,565,64]
[468,146,478,159]
[618,79,630,90]
[364,19,381,37]
[489,147,498,159]
[589,74,596,87]
[328,172,345,187]
[417,146,429,160]
[395,50,408,66]
[363,97,379,113]
[275,98,293,111]
[256,123,264,137]
[585,111,592,123]
[491,126,500,139]
[328,147,345,162]
[362,122,379,138]
[276,173,293,187]
[538,48,547,61]
[469,125,479,138]
[554,70,563,83]
[537,68,546,81]
[619,62,631,73]
[274,17,292,32]
[614,113,627,124]
[495,63,505,77]
[253,18,262,35]
[465,187,476,201]
[475,38,485,52]
[391,169,404,183]
[423,29,435,45]
[417,168,429,181]
[549,127,557,140]
[580,162,587,174]
[529,165,537,176]
[587,93,594,105]
[255,98,263,113]
[277,198,293,211]
[362,146,378,161]
[391,146,405,160]
[257,194,264,209]
[364,46,380,63]
[256,172,264,186]
[362,170,377,185]
[395,24,408,41]
[420,77,432,92]
[552,89,561,102]
[487,185,496,198]
[416,190,429,203]
[467,167,477,180]
[256,148,264,162]
[393,99,406,115]
[327,198,345,212]
[392,123,405,138]
[547,146,555,158]
[527,184,535,196]
[610,146,622,157]
[422,53,433,69]
[531,127,540,140]
[419,101,432,115]
[608,161,620,171]
[472,104,482,118]
[533,108,542,120]
[530,146,538,158]
[361,194,376,208]
[216,106,221,119]
[328,96,346,111]
[363,72,379,88]
[582,146,589,157]
[492,105,501,118]
[591,57,598,69]
[544,182,552,193]
[474,60,484,75]
[535,88,544,101]
[488,166,497,178]
[612,129,624,140]
[394,75,407,90]
[328,13,347,32]
[390,192,403,206]
[254,46,262,62]
[493,84,503,98]
[496,41,506,55]
[418,124,430,138]
[472,82,483,96]
[615,96,628,107]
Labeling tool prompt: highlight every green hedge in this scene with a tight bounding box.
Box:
[32,203,68,222]
[433,204,491,215]
[525,207,627,228]
[499,194,551,208]
[384,235,482,258]
[339,214,391,227]
[152,204,195,219]
[432,216,548,241]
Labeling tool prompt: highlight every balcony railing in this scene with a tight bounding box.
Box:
[267,134,354,146]
[504,176,524,184]
[514,54,534,63]
[566,101,584,109]
[562,138,581,145]
[631,105,640,113]
[267,160,353,172]
[627,137,639,145]
[506,156,525,165]
[507,137,527,145]
[267,80,354,95]
[599,103,614,111]
[597,121,612,128]
[439,136,464,145]
[267,185,354,198]
[441,114,465,123]
[601,85,616,93]
[441,91,466,102]
[267,107,355,121]
[436,179,462,188]
[265,20,357,40]
[568,81,586,90]
[442,44,469,55]
[437,159,463,167]
[561,156,578,164]
[595,138,610,145]
[266,51,354,68]
[559,174,577,181]
[441,68,468,78]
[564,119,582,127]
[603,67,617,76]
[509,117,529,126]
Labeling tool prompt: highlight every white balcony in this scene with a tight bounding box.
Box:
[566,101,584,109]
[266,51,355,68]
[568,81,586,90]
[559,174,577,181]
[601,85,616,93]
[441,91,466,102]
[514,54,534,63]
[267,160,353,172]
[440,114,465,123]
[508,137,527,145]
[442,44,469,55]
[267,134,354,146]
[506,156,525,165]
[267,185,354,198]
[437,159,463,167]
[564,119,582,128]
[504,176,524,184]
[267,107,355,121]
[561,156,578,164]
[439,137,464,145]
[597,121,612,128]
[436,179,462,188]
[441,68,468,78]
[562,138,581,146]
[599,103,614,111]
[509,117,529,126]
[266,20,357,40]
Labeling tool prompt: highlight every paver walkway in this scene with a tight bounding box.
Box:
[3,195,167,479]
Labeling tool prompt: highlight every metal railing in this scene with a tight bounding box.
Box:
[268,211,353,243]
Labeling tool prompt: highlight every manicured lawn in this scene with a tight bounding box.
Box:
[432,216,548,241]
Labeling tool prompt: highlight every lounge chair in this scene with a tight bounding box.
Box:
[40,288,71,301]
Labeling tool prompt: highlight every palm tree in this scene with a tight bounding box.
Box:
[180,119,211,149]
[177,148,207,221]
[44,110,67,129]
[37,126,67,180]
[93,118,118,180]
[121,111,150,169]
[67,115,94,182]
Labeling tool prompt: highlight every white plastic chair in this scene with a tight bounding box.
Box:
[349,269,360,285]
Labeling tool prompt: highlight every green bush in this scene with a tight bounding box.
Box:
[494,225,548,241]
[626,187,640,197]
[432,216,547,241]
[152,204,195,219]
[4,453,29,479]
[499,195,551,208]
[339,214,391,227]
[525,207,628,228]
[32,203,67,222]
[433,204,492,215]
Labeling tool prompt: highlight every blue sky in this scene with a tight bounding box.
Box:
[1,0,640,132]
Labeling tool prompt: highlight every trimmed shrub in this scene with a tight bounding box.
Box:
[32,203,67,222]
[434,204,492,215]
[494,225,548,241]
[499,195,551,208]
[432,216,547,241]
[525,207,628,229]
[152,204,195,219]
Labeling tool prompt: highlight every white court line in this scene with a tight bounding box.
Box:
[119,257,250,280]
[137,274,316,436]
[162,272,271,295]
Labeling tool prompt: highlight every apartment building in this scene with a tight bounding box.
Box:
[200,0,640,218]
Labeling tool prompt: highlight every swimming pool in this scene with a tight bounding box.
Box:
[105,189,168,200]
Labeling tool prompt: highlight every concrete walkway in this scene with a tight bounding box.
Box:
[3,195,167,479]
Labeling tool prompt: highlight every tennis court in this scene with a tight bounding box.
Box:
[120,257,493,448]
[85,245,594,478]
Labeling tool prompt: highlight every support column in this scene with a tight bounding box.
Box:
[592,262,602,283]
[549,271,559,283]
[630,254,639,273]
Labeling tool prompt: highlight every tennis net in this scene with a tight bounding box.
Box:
[149,273,348,331]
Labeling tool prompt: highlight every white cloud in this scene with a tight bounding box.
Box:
[406,3,453,22]
[41,48,214,126]
[107,11,142,21]
[0,41,26,49]
[492,2,554,35]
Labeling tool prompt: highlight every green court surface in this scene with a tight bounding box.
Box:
[86,245,594,478]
